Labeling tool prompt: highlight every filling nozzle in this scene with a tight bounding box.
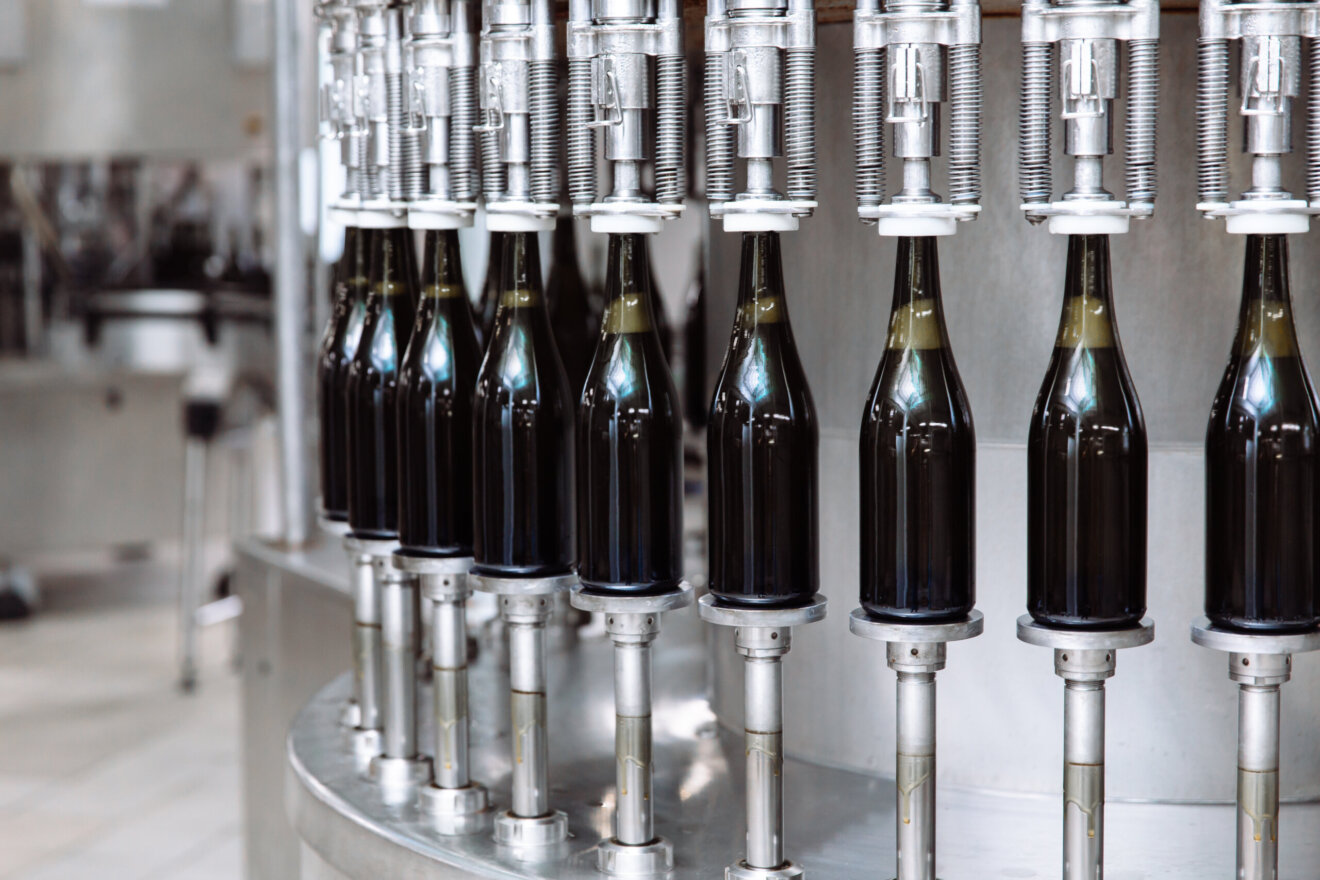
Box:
[408,0,482,208]
[478,0,562,227]
[1016,0,1158,233]
[566,0,686,232]
[1196,2,1320,231]
[852,0,981,236]
[705,0,816,231]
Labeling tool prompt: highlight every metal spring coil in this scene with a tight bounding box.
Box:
[567,58,596,208]
[705,53,734,203]
[450,67,479,201]
[386,71,406,201]
[349,132,368,199]
[1018,42,1053,208]
[367,163,383,200]
[1196,38,1230,205]
[400,124,425,201]
[854,48,884,217]
[1125,39,1158,206]
[529,60,559,204]
[784,47,817,202]
[948,44,981,206]
[655,55,686,204]
[1308,39,1320,202]
[480,122,504,200]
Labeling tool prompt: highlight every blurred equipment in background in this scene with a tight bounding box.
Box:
[0,0,283,684]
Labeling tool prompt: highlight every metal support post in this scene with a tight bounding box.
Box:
[1191,618,1320,880]
[571,585,696,875]
[369,558,433,801]
[471,573,576,850]
[848,609,984,880]
[698,593,827,880]
[1018,615,1155,880]
[344,536,396,762]
[400,555,490,834]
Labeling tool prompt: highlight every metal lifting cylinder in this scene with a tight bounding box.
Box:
[1017,0,1160,235]
[567,0,687,233]
[852,0,982,236]
[706,0,818,232]
[1196,0,1320,233]
[478,0,561,231]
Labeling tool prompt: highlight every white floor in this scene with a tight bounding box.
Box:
[0,558,242,880]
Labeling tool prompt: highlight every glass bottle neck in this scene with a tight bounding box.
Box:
[497,231,546,312]
[345,226,369,300]
[601,233,655,335]
[1236,234,1299,357]
[1056,234,1116,349]
[887,236,947,351]
[369,228,416,300]
[421,229,466,299]
[735,231,789,327]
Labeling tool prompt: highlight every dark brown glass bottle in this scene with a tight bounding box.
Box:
[577,234,683,594]
[316,226,369,521]
[707,232,819,606]
[472,232,576,576]
[346,227,419,538]
[683,253,708,430]
[547,215,595,398]
[1027,235,1147,629]
[477,231,506,347]
[650,262,673,364]
[860,237,975,622]
[397,229,482,557]
[1206,235,1320,632]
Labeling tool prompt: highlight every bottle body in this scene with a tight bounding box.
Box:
[1206,235,1320,632]
[708,232,819,607]
[316,226,368,521]
[1027,235,1147,629]
[860,237,976,622]
[397,230,482,557]
[477,231,506,347]
[472,232,576,576]
[548,215,596,399]
[577,234,684,594]
[346,227,419,538]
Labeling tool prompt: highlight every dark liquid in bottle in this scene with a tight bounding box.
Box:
[397,229,482,557]
[1027,235,1147,629]
[1206,235,1320,632]
[860,237,975,622]
[548,215,596,398]
[707,232,819,606]
[577,233,684,594]
[683,255,708,430]
[317,226,369,521]
[477,231,507,348]
[346,227,419,538]
[472,232,576,576]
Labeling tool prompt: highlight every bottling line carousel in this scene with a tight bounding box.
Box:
[236,0,1320,877]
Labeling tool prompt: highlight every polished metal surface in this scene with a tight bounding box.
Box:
[1017,616,1156,652]
[706,16,1320,801]
[571,583,696,616]
[1191,618,1320,656]
[285,611,1320,879]
[849,609,984,645]
[272,0,312,548]
[697,593,828,628]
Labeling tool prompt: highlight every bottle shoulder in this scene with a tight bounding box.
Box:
[580,334,680,415]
